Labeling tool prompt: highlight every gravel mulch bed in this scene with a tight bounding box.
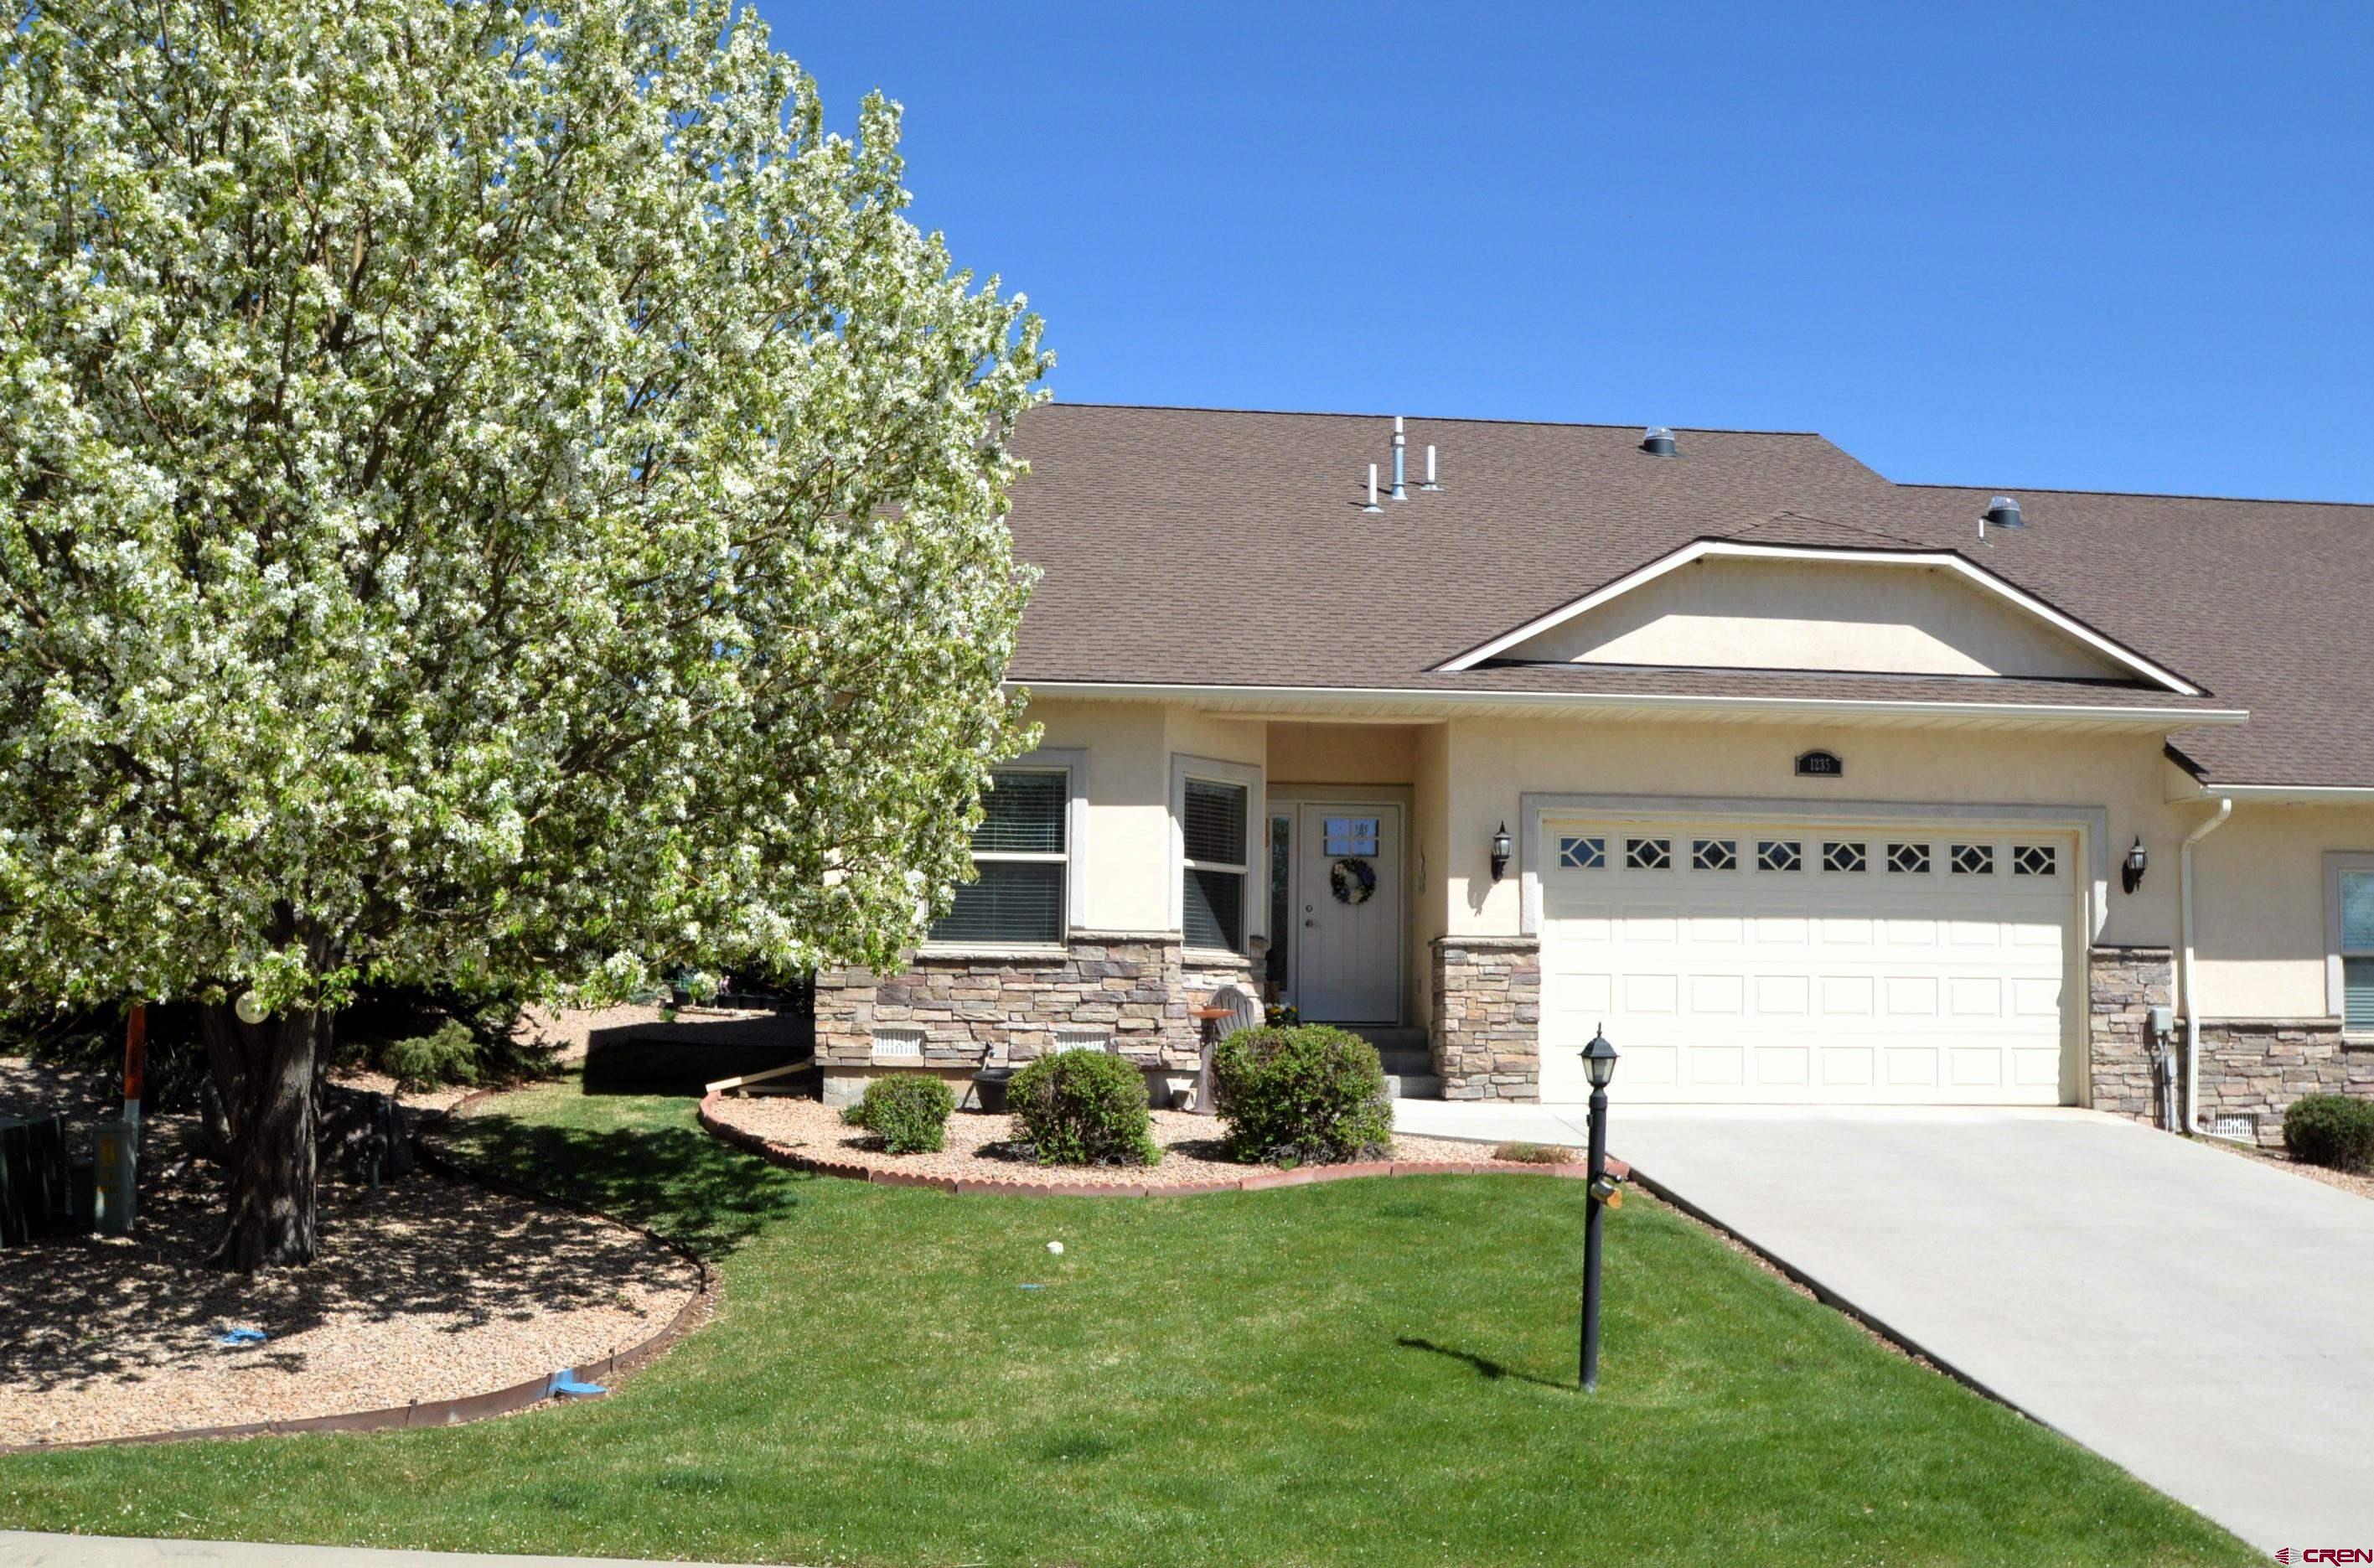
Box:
[2202,1136,2374,1201]
[703,1094,1585,1193]
[0,1061,699,1449]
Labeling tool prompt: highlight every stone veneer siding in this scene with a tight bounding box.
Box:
[1431,935,1541,1100]
[812,932,1258,1100]
[2088,944,2175,1125]
[2194,1018,2374,1146]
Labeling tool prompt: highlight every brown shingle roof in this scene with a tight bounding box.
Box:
[1003,404,2369,786]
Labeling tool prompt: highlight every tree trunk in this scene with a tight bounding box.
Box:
[199,1001,328,1270]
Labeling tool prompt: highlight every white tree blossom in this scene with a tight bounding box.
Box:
[0,0,1047,1265]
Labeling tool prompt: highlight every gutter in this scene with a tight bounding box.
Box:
[1009,678,2250,728]
[2180,783,2374,804]
[2177,795,2234,1132]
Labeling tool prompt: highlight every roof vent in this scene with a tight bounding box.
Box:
[1641,426,1677,458]
[1984,495,2025,530]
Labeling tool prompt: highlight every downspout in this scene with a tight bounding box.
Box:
[2176,795,2233,1133]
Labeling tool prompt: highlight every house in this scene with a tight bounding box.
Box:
[815,405,2374,1145]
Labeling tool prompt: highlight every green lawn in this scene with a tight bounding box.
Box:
[0,1080,2251,1567]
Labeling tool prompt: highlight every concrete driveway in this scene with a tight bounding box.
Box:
[1396,1100,2374,1553]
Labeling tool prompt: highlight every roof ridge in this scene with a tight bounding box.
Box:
[1893,480,2374,511]
[1727,508,1937,551]
[1037,399,1830,437]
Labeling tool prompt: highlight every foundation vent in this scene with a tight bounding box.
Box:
[869,1026,925,1063]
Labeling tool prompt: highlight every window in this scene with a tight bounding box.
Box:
[1268,812,1291,989]
[1322,816,1379,856]
[1627,836,1671,871]
[1823,841,1868,873]
[2013,844,2058,877]
[1559,836,1605,870]
[928,768,1068,945]
[1756,839,1802,872]
[2331,856,2374,1033]
[1692,838,1738,872]
[1887,842,1932,875]
[1951,844,1995,877]
[1182,777,1250,951]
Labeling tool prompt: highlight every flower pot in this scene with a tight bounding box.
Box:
[970,1067,1016,1114]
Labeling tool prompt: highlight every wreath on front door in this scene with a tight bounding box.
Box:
[1328,856,1377,905]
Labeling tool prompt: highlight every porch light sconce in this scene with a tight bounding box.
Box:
[2123,836,2149,895]
[1490,822,1513,882]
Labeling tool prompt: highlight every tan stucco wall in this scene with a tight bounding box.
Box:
[1022,697,1169,933]
[2190,803,2374,1019]
[1508,556,2131,681]
[1019,696,1268,937]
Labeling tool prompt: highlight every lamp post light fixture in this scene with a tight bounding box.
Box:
[1490,822,1513,882]
[1580,1026,1620,1392]
[2123,836,2149,895]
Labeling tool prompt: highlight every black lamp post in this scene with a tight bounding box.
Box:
[1579,1026,1619,1392]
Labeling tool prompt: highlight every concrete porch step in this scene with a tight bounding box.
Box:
[1348,1025,1428,1052]
[1377,1048,1435,1076]
[1384,1073,1446,1100]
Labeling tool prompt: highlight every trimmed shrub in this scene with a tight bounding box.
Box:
[1492,1141,1575,1166]
[1213,1024,1392,1167]
[375,1021,482,1093]
[841,1074,956,1155]
[2283,1094,2374,1173]
[1007,1050,1159,1167]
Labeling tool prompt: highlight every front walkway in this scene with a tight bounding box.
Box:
[0,1534,788,1567]
[1394,1099,2374,1553]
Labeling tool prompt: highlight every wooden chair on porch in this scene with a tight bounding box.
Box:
[1182,983,1264,1115]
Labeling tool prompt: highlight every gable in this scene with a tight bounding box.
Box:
[1450,542,2196,691]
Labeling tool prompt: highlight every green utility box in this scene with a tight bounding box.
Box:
[92,1116,137,1235]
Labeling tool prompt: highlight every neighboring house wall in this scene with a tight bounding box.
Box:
[1505,557,2133,681]
[2181,804,2374,1140]
[2188,805,2374,1019]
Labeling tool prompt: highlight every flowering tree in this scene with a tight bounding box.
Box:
[0,0,1047,1267]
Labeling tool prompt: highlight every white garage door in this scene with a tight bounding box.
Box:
[1539,820,2078,1105]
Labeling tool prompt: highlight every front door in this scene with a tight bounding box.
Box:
[1292,802,1403,1024]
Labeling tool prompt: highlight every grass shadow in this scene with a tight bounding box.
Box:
[1396,1336,1574,1391]
[431,1109,808,1260]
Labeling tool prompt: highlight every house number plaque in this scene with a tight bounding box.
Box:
[1795,749,1844,779]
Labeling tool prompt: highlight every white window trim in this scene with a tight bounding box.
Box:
[2323,851,2374,1033]
[922,748,1089,956]
[1170,753,1265,958]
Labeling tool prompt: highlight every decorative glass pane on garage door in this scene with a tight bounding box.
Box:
[1537,824,2073,1107]
[1559,836,1605,870]
[1626,837,1671,871]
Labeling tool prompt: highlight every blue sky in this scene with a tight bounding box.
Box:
[768,2,2374,502]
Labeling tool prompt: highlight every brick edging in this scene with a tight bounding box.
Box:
[696,1090,1594,1196]
[0,1089,716,1457]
